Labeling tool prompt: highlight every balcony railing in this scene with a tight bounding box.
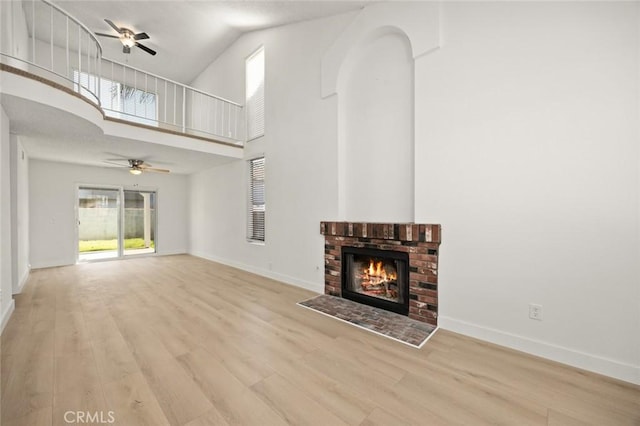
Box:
[100,58,243,142]
[0,0,244,144]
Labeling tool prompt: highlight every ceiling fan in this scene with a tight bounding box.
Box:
[95,19,157,56]
[105,159,170,175]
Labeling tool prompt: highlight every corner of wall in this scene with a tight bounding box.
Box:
[0,294,14,334]
[191,251,322,294]
[1,103,14,333]
[14,266,29,295]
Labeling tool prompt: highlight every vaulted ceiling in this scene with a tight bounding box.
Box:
[49,1,370,83]
[11,1,371,174]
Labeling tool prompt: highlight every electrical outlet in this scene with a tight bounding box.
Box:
[529,303,543,321]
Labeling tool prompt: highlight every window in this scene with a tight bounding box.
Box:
[248,157,265,242]
[246,47,265,140]
[73,70,158,127]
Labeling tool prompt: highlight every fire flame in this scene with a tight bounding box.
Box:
[364,260,396,281]
[358,258,399,300]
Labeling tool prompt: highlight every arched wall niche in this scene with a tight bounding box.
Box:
[337,27,414,222]
[321,2,441,221]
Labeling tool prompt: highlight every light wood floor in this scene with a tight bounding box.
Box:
[1,255,638,425]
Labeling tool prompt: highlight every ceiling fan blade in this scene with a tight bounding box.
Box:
[144,167,170,174]
[104,19,123,34]
[103,160,129,167]
[135,42,156,56]
[95,32,120,39]
[134,32,149,40]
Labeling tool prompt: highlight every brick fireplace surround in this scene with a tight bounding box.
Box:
[320,222,442,326]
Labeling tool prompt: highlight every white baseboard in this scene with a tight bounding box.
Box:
[439,316,640,386]
[30,259,75,269]
[14,267,30,294]
[157,249,188,256]
[1,299,15,334]
[190,251,323,294]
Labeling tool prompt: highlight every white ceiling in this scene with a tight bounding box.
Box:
[2,94,237,174]
[51,1,370,84]
[13,1,370,174]
[20,134,235,175]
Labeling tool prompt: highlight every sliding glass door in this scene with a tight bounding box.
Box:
[77,186,157,262]
[77,187,121,261]
[123,190,156,256]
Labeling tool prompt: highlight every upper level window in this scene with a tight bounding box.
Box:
[74,70,157,127]
[246,47,264,141]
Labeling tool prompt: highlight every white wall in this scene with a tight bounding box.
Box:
[0,105,15,331]
[189,2,639,383]
[29,159,189,268]
[189,12,356,291]
[416,2,639,383]
[10,136,29,293]
[0,0,30,68]
[339,30,414,222]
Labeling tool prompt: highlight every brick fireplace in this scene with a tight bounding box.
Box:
[320,222,441,326]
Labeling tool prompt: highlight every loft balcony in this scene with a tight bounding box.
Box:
[0,0,244,157]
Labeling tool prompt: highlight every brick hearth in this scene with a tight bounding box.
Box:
[320,222,442,326]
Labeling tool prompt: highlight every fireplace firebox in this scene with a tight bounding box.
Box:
[341,246,409,315]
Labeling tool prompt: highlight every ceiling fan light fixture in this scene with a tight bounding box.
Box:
[96,19,156,56]
[129,168,142,175]
[121,33,136,48]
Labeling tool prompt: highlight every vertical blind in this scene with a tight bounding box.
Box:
[248,157,265,241]
[246,47,265,140]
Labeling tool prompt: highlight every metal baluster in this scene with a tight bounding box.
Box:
[97,47,101,105]
[65,16,69,79]
[78,25,81,92]
[206,95,210,135]
[208,98,212,135]
[182,86,186,132]
[221,100,224,137]
[87,32,91,97]
[221,101,225,137]
[201,93,205,133]
[187,91,191,131]
[173,84,176,127]
[50,6,53,71]
[32,0,35,63]
[229,105,234,139]
[111,61,115,111]
[122,65,126,115]
[89,32,93,99]
[134,70,137,118]
[213,99,218,136]
[145,73,148,119]
[155,77,158,124]
[233,106,238,140]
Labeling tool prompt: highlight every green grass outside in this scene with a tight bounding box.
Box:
[79,238,155,252]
